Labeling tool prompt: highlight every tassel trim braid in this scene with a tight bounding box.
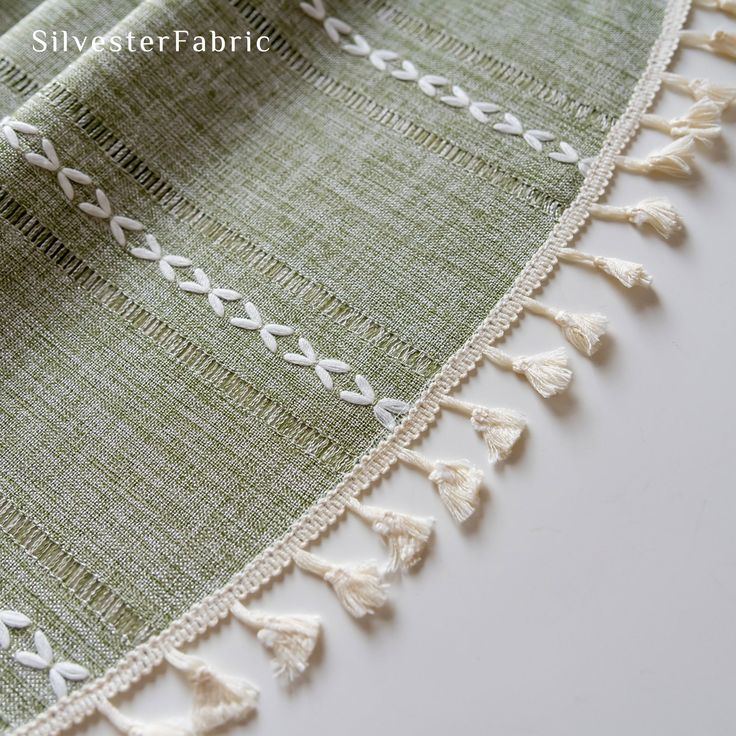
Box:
[679,29,736,58]
[97,699,191,736]
[164,649,258,734]
[347,497,434,573]
[615,136,695,177]
[661,72,736,109]
[589,198,683,239]
[693,0,736,15]
[230,603,321,682]
[641,99,722,144]
[558,248,653,289]
[483,346,572,398]
[396,447,484,522]
[521,298,607,356]
[292,549,388,618]
[438,396,526,465]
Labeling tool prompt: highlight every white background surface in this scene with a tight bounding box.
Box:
[68,8,736,736]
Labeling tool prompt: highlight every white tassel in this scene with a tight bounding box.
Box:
[164,649,258,733]
[693,0,736,15]
[669,99,722,140]
[97,699,190,736]
[559,248,652,289]
[396,447,483,523]
[522,297,607,357]
[589,198,683,239]
[679,29,736,58]
[230,603,320,682]
[292,549,388,618]
[641,99,722,144]
[347,497,434,573]
[438,396,526,464]
[661,72,736,109]
[483,346,572,398]
[615,135,695,178]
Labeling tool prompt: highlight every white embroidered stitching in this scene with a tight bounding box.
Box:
[0,117,409,429]
[77,187,143,246]
[179,267,243,317]
[284,337,350,389]
[298,0,593,173]
[17,135,95,201]
[14,630,89,700]
[339,375,411,427]
[230,302,294,353]
[0,610,31,650]
[2,610,89,700]
[130,233,192,282]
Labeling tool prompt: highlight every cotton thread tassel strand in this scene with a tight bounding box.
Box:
[522,297,607,356]
[97,699,190,736]
[589,199,683,239]
[292,549,388,618]
[558,248,652,289]
[230,603,320,682]
[164,649,258,733]
[615,135,695,177]
[346,497,434,573]
[395,447,483,523]
[483,346,572,398]
[641,99,722,143]
[679,29,736,58]
[661,72,736,109]
[693,0,736,15]
[438,396,526,465]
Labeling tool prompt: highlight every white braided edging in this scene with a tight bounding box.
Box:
[300,0,595,174]
[0,121,410,431]
[8,0,691,733]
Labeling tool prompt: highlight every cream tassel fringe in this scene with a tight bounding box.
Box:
[558,248,653,289]
[396,447,483,523]
[164,649,258,733]
[661,72,736,109]
[589,198,683,239]
[483,346,572,398]
[679,29,736,58]
[97,699,190,736]
[641,99,722,143]
[693,0,736,15]
[292,549,388,618]
[346,497,434,573]
[615,135,695,177]
[521,297,607,356]
[438,396,526,464]
[230,603,320,682]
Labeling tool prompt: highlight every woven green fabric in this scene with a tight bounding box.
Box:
[0,0,667,730]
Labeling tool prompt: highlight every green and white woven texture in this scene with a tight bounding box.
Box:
[0,0,733,733]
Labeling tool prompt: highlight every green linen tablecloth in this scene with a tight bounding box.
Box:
[0,0,689,731]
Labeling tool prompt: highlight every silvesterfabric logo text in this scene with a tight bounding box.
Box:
[32,30,271,53]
